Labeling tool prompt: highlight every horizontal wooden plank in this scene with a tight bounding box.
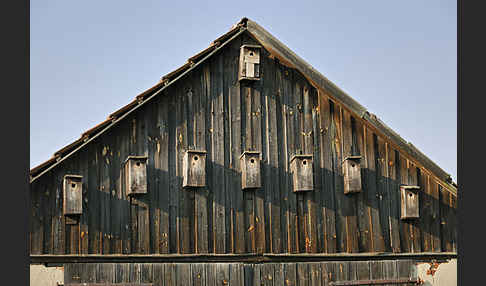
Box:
[31,252,457,264]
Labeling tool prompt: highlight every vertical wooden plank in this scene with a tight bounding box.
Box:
[329,102,346,252]
[261,263,275,286]
[321,262,336,286]
[109,132,119,254]
[383,260,398,286]
[263,49,281,254]
[340,109,359,253]
[309,263,322,286]
[285,68,298,253]
[244,264,254,286]
[440,185,452,252]
[80,263,97,283]
[369,261,384,281]
[355,261,370,283]
[203,64,215,254]
[398,154,412,252]
[165,263,176,286]
[69,155,81,254]
[147,101,159,255]
[283,263,297,286]
[179,86,192,254]
[397,260,413,286]
[335,261,349,282]
[153,264,165,286]
[274,263,285,286]
[347,262,357,284]
[253,264,262,286]
[100,135,112,254]
[119,120,132,254]
[88,142,100,254]
[278,64,293,253]
[294,79,306,253]
[128,118,139,254]
[387,147,401,253]
[53,162,66,254]
[375,136,391,252]
[429,179,441,252]
[141,110,151,254]
[312,90,324,254]
[318,95,337,253]
[97,263,115,283]
[303,85,318,253]
[43,173,54,254]
[115,263,130,283]
[134,111,151,254]
[408,164,421,252]
[64,263,81,285]
[195,69,209,254]
[230,263,244,286]
[211,54,226,254]
[111,129,122,254]
[354,119,372,253]
[192,263,205,286]
[242,85,255,253]
[158,93,170,254]
[30,179,43,254]
[252,84,265,254]
[297,263,309,286]
[141,263,153,284]
[231,81,245,254]
[176,264,192,286]
[364,130,383,252]
[168,94,178,253]
[222,46,235,255]
[216,263,230,286]
[419,172,432,252]
[129,263,141,283]
[451,191,457,252]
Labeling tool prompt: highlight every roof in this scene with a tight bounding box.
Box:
[30,18,457,195]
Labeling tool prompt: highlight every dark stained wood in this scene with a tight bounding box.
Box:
[168,94,178,254]
[100,134,113,254]
[252,84,266,254]
[330,102,346,253]
[340,109,359,253]
[375,136,391,252]
[262,49,281,254]
[408,165,421,253]
[318,94,337,254]
[298,262,310,286]
[354,120,372,253]
[279,64,293,253]
[211,54,226,254]
[53,162,66,254]
[387,147,401,253]
[398,155,412,253]
[312,91,324,255]
[195,69,209,254]
[177,86,192,254]
[30,179,43,254]
[440,185,452,252]
[419,172,431,252]
[283,263,297,286]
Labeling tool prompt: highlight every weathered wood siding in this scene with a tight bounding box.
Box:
[63,260,421,285]
[30,32,457,255]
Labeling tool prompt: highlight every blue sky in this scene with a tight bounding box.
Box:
[30,0,456,181]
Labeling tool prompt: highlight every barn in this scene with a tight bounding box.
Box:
[30,18,457,285]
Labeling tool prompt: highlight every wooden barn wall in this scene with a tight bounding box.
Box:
[64,260,420,286]
[29,32,457,256]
